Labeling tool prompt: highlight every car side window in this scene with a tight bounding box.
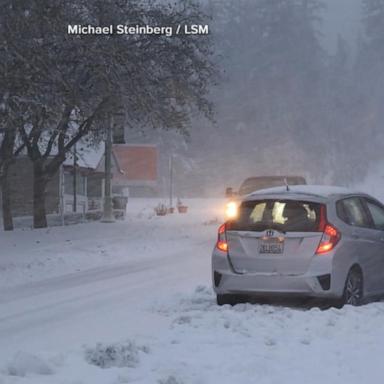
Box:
[365,200,384,231]
[336,197,371,228]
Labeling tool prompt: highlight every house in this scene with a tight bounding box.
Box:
[112,144,158,197]
[4,144,118,218]
[62,144,119,213]
[6,156,61,217]
[1,143,158,219]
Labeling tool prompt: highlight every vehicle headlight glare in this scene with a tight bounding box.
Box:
[225,201,238,219]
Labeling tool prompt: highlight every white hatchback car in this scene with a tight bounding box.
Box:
[212,185,384,306]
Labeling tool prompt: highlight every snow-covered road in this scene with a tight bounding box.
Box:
[1,199,384,383]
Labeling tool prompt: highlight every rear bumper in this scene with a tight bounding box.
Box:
[212,249,343,299]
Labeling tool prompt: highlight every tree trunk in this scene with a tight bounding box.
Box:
[33,162,48,229]
[0,167,14,231]
[0,126,17,231]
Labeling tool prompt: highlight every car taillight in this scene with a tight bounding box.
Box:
[216,223,228,252]
[316,224,341,254]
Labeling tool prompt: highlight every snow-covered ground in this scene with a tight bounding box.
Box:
[0,199,224,289]
[0,198,384,383]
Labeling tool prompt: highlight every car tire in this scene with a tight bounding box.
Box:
[216,294,239,306]
[342,267,364,306]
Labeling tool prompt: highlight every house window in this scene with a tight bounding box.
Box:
[64,172,86,196]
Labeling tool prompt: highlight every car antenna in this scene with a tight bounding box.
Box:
[284,178,290,191]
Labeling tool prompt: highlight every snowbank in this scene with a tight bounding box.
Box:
[3,286,384,383]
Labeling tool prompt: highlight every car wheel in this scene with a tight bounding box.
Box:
[216,294,239,306]
[342,268,364,306]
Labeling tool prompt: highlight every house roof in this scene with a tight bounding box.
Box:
[63,142,105,170]
[61,142,157,184]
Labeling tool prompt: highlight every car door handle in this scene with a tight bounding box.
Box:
[351,234,360,239]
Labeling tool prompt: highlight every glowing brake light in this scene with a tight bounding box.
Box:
[216,223,229,253]
[316,224,341,254]
[225,201,238,219]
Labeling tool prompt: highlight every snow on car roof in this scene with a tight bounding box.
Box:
[247,185,360,198]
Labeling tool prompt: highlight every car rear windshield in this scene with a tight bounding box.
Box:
[238,177,306,196]
[229,199,323,232]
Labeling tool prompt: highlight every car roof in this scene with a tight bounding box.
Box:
[245,185,363,201]
[242,175,306,182]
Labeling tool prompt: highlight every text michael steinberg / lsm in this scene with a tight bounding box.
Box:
[67,24,209,37]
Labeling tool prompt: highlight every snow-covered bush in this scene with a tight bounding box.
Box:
[85,340,148,369]
[158,375,185,384]
[5,352,54,377]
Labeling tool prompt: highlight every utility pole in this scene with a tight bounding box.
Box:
[73,143,77,212]
[101,114,115,223]
[60,165,65,226]
[169,154,174,211]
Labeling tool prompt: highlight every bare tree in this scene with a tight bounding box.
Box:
[1,0,217,228]
[0,30,28,230]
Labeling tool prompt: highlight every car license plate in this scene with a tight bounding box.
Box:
[259,240,284,254]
